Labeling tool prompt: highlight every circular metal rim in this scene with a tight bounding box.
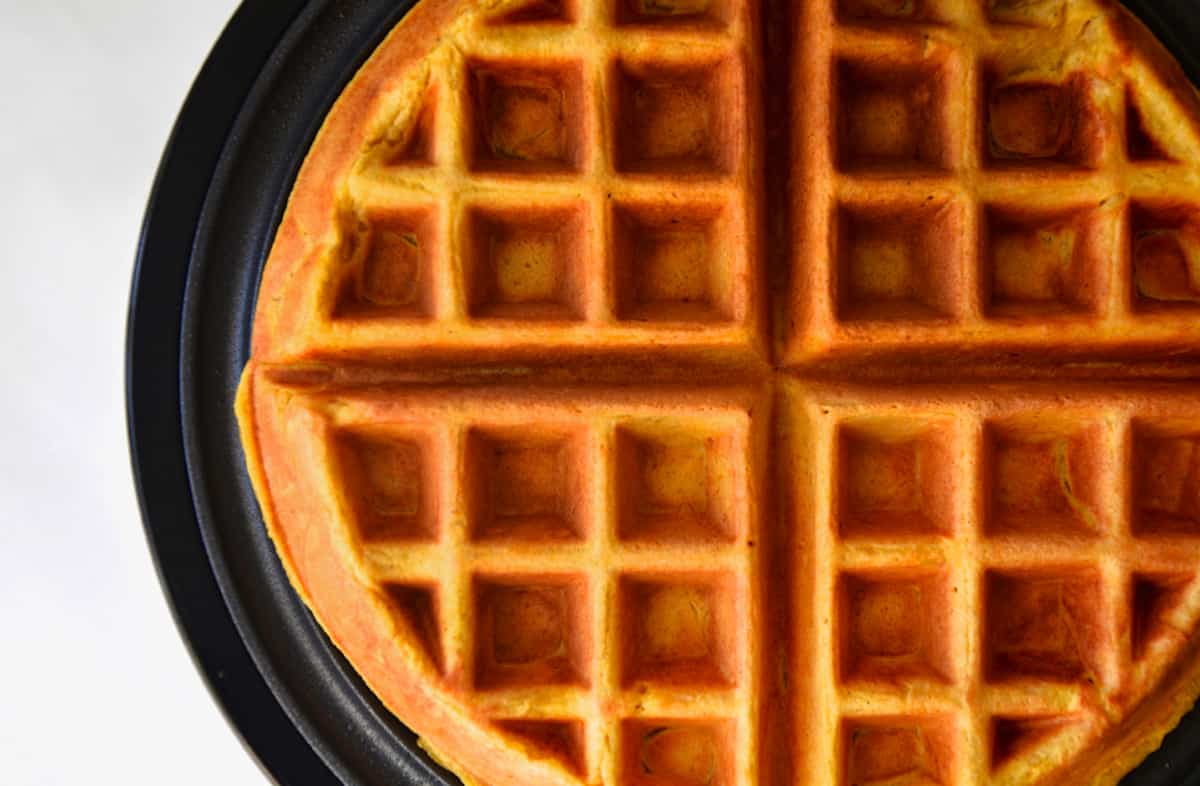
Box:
[129,1,1200,784]
[126,1,336,782]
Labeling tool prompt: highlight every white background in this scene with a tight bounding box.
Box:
[0,1,267,783]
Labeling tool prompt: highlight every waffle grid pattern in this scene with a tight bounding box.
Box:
[790,385,1200,786]
[240,0,1200,784]
[325,393,764,786]
[303,0,762,360]
[783,0,1200,367]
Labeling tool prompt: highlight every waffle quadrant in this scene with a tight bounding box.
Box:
[784,0,1200,375]
[236,0,1200,784]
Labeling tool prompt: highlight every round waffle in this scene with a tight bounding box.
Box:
[236,0,1200,784]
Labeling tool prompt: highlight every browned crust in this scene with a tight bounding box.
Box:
[234,6,575,782]
[1059,8,1200,786]
[236,367,581,786]
[1107,0,1200,131]
[249,0,474,362]
[781,0,1200,374]
[1062,633,1200,785]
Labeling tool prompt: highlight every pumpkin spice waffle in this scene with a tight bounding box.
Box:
[236,0,1200,784]
[783,0,1200,376]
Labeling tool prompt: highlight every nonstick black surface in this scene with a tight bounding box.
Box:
[128,1,1200,783]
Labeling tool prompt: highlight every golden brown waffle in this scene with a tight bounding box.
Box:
[782,380,1200,786]
[784,0,1200,375]
[248,0,764,370]
[236,0,1200,784]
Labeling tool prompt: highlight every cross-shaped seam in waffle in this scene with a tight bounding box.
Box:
[236,0,1200,785]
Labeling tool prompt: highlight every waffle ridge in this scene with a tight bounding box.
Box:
[236,1,1200,784]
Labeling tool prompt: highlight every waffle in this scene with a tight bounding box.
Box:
[784,0,1200,376]
[235,0,1200,784]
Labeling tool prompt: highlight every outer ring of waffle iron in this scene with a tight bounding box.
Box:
[126,1,1200,784]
